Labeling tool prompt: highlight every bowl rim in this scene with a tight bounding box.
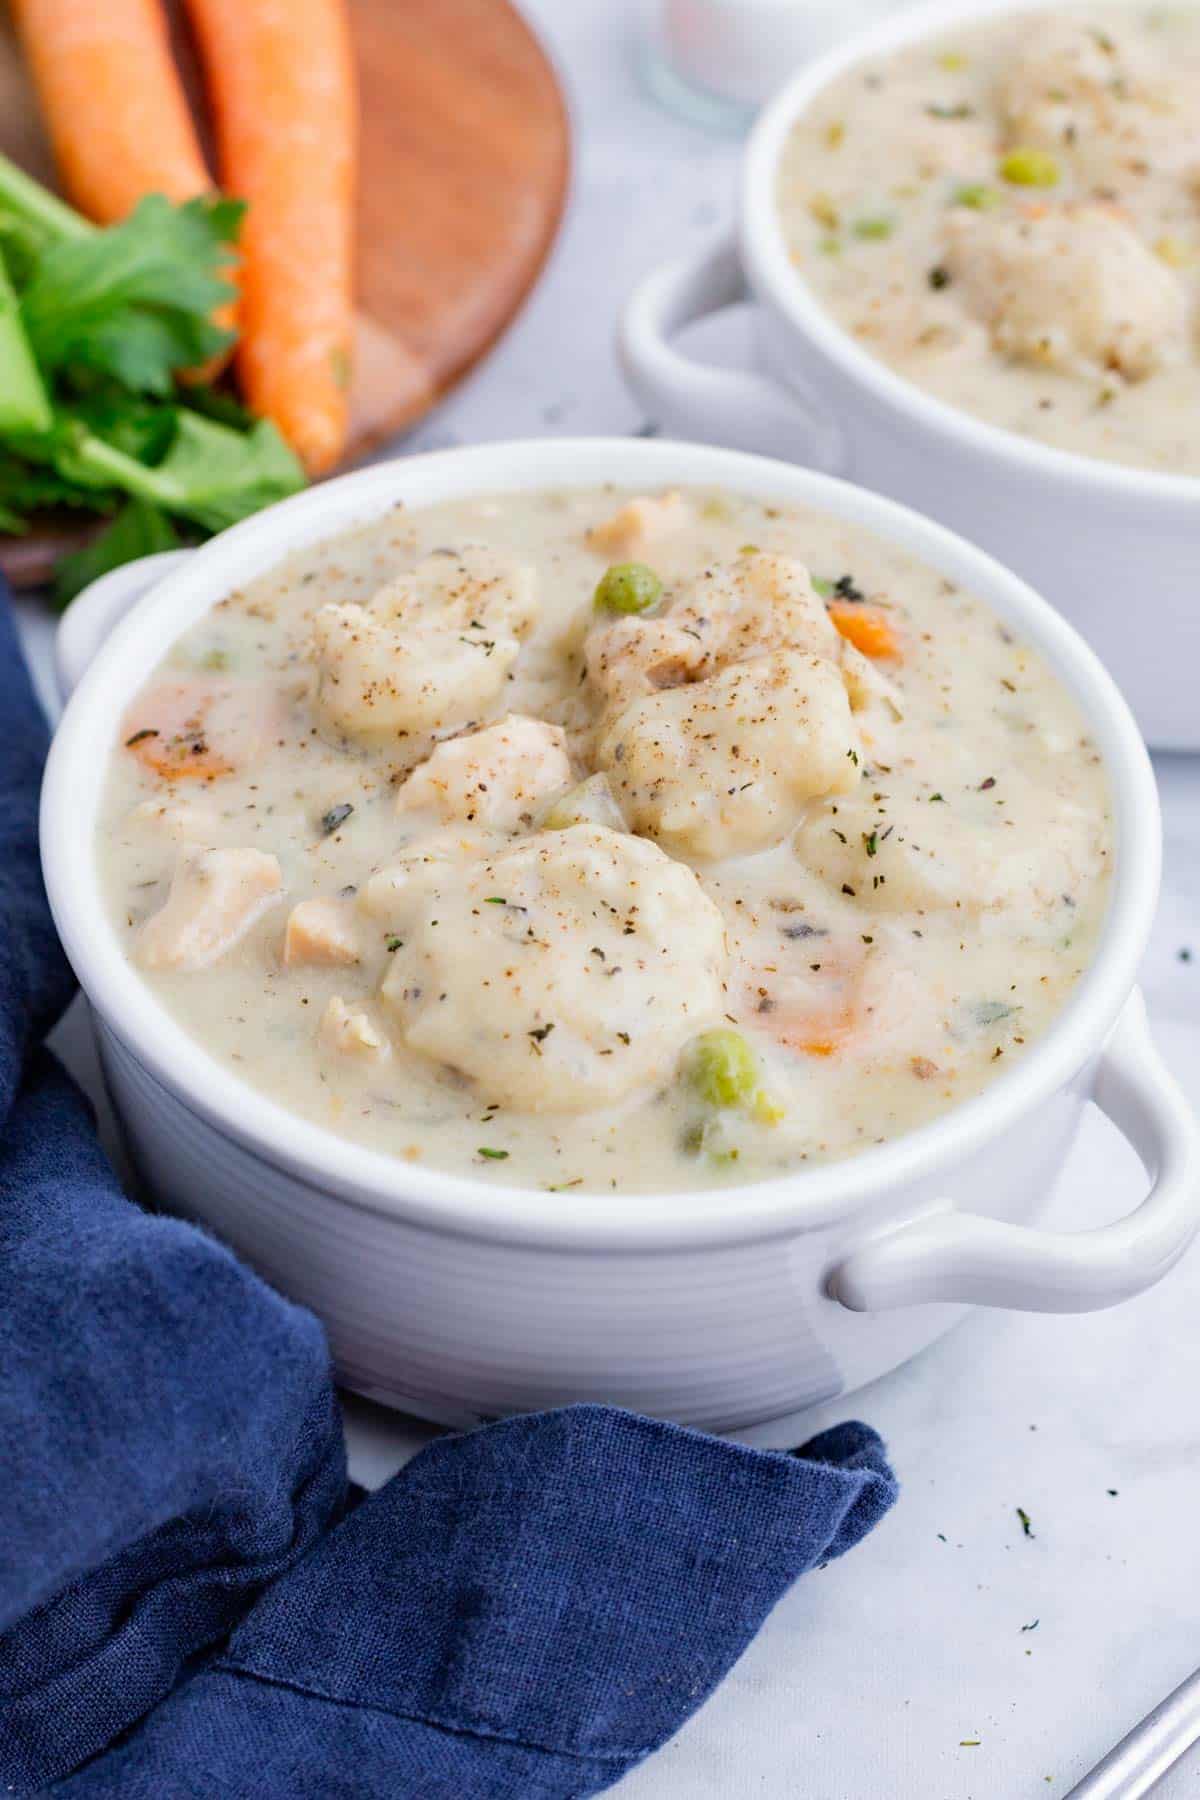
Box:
[740,0,1200,504]
[41,437,1159,1251]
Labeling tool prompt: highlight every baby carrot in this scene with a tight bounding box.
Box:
[184,0,357,477]
[829,602,901,660]
[10,0,212,224]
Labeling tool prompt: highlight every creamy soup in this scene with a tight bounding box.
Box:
[98,485,1112,1193]
[778,5,1200,473]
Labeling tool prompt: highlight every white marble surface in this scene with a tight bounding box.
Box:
[15,2,1200,1792]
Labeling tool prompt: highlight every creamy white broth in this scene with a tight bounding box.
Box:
[778,5,1200,473]
[97,485,1111,1193]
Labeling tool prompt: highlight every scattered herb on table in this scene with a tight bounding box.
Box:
[1017,1506,1034,1538]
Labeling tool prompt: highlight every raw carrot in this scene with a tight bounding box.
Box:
[10,0,212,224]
[829,602,901,660]
[184,0,357,477]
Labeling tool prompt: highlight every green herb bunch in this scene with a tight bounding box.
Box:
[0,152,304,605]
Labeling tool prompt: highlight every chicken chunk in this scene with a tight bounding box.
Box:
[138,848,282,971]
[309,547,539,749]
[944,204,1186,382]
[365,824,728,1112]
[396,715,572,831]
[283,898,360,967]
[319,996,390,1063]
[586,491,690,558]
[598,651,860,860]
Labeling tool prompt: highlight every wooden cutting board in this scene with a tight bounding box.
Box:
[0,0,570,588]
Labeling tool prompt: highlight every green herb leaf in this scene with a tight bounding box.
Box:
[46,409,303,533]
[0,248,51,436]
[478,1147,509,1160]
[851,215,895,241]
[973,1000,1019,1027]
[952,182,1000,211]
[20,194,243,396]
[0,450,116,526]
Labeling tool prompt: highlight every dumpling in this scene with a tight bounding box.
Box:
[598,651,860,860]
[309,547,538,748]
[363,824,728,1111]
[943,203,1186,382]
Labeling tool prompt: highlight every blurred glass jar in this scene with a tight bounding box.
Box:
[644,0,899,128]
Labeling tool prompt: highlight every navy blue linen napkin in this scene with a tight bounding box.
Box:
[0,582,897,1797]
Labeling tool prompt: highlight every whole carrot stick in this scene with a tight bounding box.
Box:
[10,0,213,223]
[184,0,356,477]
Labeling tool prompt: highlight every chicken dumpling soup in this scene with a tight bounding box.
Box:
[99,485,1112,1193]
[778,5,1200,473]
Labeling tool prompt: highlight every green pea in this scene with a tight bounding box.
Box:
[593,562,663,615]
[952,182,1000,210]
[999,147,1059,188]
[684,1029,760,1109]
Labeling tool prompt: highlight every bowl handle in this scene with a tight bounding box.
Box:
[829,990,1200,1314]
[55,549,195,708]
[618,236,846,470]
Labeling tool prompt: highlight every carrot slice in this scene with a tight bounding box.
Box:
[122,680,262,783]
[10,0,212,224]
[829,602,901,660]
[184,0,357,477]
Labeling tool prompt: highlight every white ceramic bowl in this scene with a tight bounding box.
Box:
[620,0,1200,749]
[42,439,1199,1445]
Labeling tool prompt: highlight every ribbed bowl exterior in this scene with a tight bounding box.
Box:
[96,1013,1091,1440]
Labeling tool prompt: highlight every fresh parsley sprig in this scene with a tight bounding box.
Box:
[0,151,305,603]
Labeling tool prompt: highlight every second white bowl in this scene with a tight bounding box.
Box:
[620,0,1200,749]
